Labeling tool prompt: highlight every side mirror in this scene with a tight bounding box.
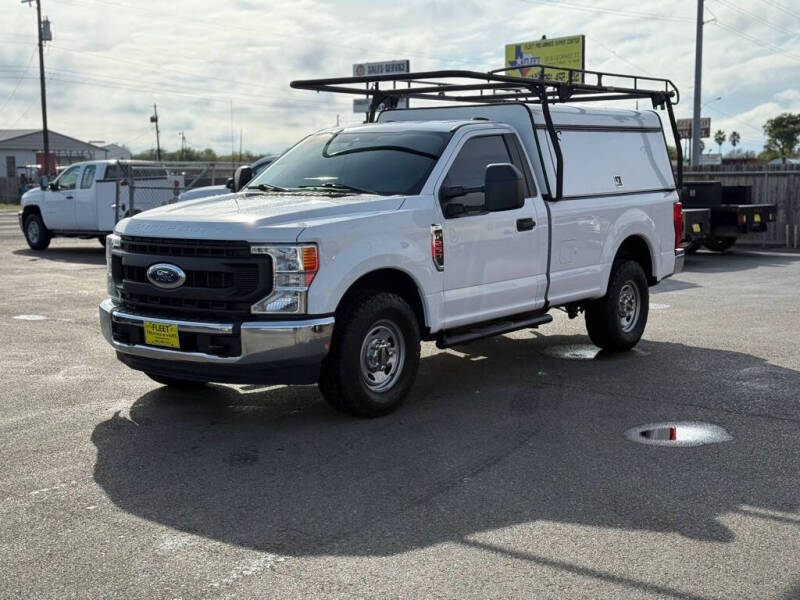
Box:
[484,163,524,212]
[225,177,234,191]
[233,165,253,192]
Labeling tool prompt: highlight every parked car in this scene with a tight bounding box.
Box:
[19,160,183,250]
[99,67,684,417]
[177,155,277,202]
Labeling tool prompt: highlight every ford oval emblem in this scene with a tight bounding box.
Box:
[146,263,186,289]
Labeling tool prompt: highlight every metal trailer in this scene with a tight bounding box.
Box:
[680,181,777,252]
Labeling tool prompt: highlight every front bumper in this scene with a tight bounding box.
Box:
[99,298,334,384]
[673,248,685,274]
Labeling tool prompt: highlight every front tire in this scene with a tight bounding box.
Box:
[703,236,736,252]
[145,373,208,388]
[23,213,51,250]
[584,260,649,351]
[319,292,420,417]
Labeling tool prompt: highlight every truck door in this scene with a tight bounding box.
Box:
[436,131,548,329]
[74,164,98,230]
[42,165,81,230]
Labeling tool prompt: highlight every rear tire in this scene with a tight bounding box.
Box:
[23,213,51,250]
[319,291,420,417]
[584,260,649,351]
[145,373,208,388]
[703,236,736,252]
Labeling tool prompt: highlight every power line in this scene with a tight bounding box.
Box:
[712,20,800,63]
[753,0,800,21]
[711,0,798,38]
[518,0,693,23]
[585,35,650,74]
[0,48,36,113]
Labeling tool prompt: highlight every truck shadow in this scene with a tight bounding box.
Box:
[91,334,800,559]
[13,247,106,266]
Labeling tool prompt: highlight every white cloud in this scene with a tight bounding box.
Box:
[1,0,798,156]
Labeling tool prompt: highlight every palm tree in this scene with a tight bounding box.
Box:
[729,131,740,154]
[713,130,726,154]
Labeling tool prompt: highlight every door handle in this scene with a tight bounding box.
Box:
[65,195,74,200]
[516,217,535,231]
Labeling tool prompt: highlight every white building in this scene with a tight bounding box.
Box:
[101,143,132,160]
[0,129,107,178]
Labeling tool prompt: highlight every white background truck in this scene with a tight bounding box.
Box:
[19,160,183,250]
[100,67,685,417]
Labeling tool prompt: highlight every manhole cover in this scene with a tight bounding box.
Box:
[625,422,732,447]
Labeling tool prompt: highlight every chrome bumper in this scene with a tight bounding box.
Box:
[99,298,334,366]
[674,248,685,274]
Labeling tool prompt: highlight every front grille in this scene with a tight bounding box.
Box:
[120,236,251,258]
[121,264,258,293]
[114,236,271,318]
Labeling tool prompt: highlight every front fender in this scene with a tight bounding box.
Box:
[299,207,443,330]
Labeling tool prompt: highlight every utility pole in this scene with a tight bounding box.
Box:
[150,104,161,161]
[691,0,704,168]
[178,131,186,161]
[22,0,51,182]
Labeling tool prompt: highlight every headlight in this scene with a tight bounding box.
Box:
[250,244,318,314]
[106,233,121,299]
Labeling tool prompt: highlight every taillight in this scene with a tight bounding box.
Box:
[769,212,776,222]
[431,225,444,271]
[673,201,683,250]
[738,214,747,225]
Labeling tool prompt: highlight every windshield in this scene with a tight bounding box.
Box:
[247,130,450,196]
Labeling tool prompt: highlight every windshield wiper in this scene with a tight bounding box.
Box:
[297,183,381,195]
[247,183,290,193]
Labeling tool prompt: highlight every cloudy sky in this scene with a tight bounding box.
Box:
[2,0,799,156]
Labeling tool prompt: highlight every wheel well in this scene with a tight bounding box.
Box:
[615,235,655,285]
[22,205,42,222]
[338,269,427,334]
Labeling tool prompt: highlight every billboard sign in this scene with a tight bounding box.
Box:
[676,118,711,139]
[505,35,585,82]
[352,60,411,113]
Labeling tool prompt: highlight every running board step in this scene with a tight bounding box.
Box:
[436,313,553,349]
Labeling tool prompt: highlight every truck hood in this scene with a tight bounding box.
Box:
[116,191,407,242]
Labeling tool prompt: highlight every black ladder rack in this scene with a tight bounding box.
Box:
[290,66,683,198]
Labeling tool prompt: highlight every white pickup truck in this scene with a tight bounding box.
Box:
[19,160,183,250]
[99,67,685,417]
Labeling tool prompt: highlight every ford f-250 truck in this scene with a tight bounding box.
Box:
[99,67,685,417]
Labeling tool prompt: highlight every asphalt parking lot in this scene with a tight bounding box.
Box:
[1,208,800,600]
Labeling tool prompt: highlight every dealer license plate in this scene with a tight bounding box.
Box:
[143,321,180,349]
[692,223,701,233]
[754,214,761,222]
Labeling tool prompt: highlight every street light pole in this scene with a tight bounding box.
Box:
[691,0,704,168]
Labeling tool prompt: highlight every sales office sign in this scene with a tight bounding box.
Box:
[352,60,410,113]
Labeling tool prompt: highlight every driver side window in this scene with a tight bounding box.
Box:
[441,135,511,217]
[57,166,81,191]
